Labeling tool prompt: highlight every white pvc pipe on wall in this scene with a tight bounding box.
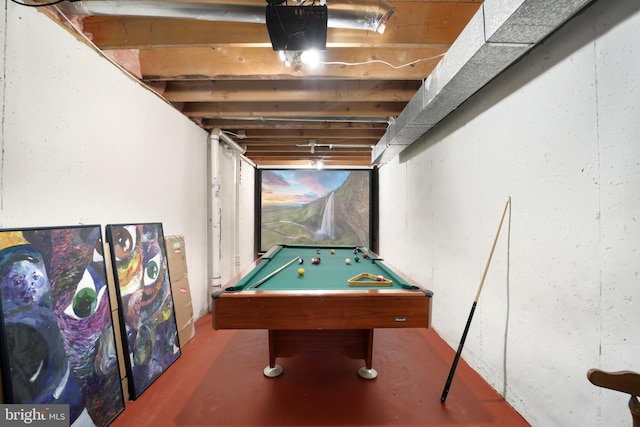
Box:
[234,155,241,276]
[211,128,252,281]
[208,132,222,311]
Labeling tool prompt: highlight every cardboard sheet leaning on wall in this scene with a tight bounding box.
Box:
[165,235,196,347]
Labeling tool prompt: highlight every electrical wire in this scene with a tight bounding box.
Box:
[321,53,446,69]
[10,0,65,7]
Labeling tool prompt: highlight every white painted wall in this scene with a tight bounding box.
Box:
[379,0,640,425]
[0,4,255,320]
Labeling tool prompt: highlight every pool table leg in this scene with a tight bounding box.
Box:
[358,329,378,379]
[264,330,284,377]
[263,365,284,377]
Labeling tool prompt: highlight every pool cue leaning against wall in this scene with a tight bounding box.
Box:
[440,197,512,403]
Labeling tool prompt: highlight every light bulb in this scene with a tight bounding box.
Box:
[300,50,321,68]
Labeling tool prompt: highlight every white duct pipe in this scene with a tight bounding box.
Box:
[57,0,395,34]
[208,132,222,312]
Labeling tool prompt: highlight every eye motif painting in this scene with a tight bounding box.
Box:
[0,226,125,427]
[106,223,180,399]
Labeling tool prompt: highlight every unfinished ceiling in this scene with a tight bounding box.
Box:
[42,0,480,167]
[42,0,595,167]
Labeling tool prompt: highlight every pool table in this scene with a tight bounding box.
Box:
[211,244,433,379]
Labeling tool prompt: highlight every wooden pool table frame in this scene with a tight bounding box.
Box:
[211,248,433,379]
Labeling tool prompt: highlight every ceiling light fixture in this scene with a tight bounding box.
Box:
[310,159,324,170]
[299,49,321,67]
[278,49,322,68]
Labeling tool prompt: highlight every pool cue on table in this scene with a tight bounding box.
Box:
[248,256,300,289]
[440,197,511,403]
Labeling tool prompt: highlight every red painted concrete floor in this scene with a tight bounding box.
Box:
[111,314,530,427]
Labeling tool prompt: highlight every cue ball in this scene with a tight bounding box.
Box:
[298,268,305,276]
[345,258,351,265]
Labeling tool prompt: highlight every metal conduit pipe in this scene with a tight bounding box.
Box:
[57,0,395,33]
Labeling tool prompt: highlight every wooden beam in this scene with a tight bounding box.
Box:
[162,80,421,102]
[140,47,444,80]
[240,128,383,139]
[181,101,405,118]
[252,157,373,167]
[247,147,372,155]
[244,141,379,148]
[203,119,389,130]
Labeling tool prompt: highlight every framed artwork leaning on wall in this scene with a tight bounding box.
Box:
[0,225,125,427]
[106,222,181,399]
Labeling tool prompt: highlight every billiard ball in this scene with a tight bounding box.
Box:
[362,253,369,259]
[298,258,304,264]
[312,257,321,265]
[353,248,359,254]
[316,248,321,254]
[376,275,384,281]
[354,256,360,263]
[298,268,305,276]
[330,249,335,254]
[345,258,351,265]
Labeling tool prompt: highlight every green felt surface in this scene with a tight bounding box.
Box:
[230,245,411,291]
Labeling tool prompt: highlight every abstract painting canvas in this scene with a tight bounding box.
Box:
[0,225,125,427]
[106,223,180,399]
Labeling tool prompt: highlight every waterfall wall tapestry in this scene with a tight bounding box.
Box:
[0,225,125,427]
[259,169,371,251]
[106,223,180,399]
